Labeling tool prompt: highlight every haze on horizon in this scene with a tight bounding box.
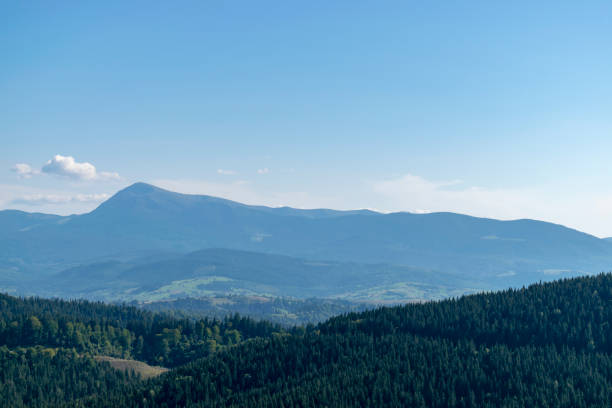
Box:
[2,1,612,237]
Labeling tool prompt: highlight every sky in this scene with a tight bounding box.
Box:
[2,1,612,236]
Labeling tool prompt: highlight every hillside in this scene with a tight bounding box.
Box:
[0,293,290,407]
[132,273,612,407]
[3,273,612,406]
[0,293,285,368]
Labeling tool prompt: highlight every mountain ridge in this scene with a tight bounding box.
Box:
[2,182,604,240]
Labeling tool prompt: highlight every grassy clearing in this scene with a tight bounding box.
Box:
[95,356,169,379]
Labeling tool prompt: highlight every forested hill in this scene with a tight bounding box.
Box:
[0,294,286,407]
[0,294,284,368]
[0,294,282,408]
[3,274,612,407]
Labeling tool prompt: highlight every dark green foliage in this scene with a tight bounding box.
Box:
[322,273,612,354]
[0,294,287,407]
[139,296,369,325]
[0,346,141,408]
[142,335,612,407]
[0,294,282,368]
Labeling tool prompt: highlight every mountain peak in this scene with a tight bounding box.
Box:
[104,182,180,203]
[119,182,164,195]
[91,182,179,215]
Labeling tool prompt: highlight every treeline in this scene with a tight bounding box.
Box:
[139,296,368,325]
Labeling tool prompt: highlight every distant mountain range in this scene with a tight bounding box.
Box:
[2,182,612,302]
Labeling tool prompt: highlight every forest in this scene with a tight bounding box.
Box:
[2,273,612,407]
[137,295,369,325]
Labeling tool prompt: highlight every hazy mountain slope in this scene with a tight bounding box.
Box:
[0,210,64,259]
[37,248,474,302]
[0,210,65,234]
[0,211,70,288]
[2,182,612,290]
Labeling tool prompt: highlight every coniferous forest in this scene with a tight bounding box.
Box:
[3,274,612,407]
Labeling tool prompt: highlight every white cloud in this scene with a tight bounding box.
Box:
[217,169,237,175]
[41,154,120,181]
[12,163,39,178]
[0,182,118,215]
[371,174,540,217]
[98,171,121,180]
[11,193,110,205]
[257,168,269,174]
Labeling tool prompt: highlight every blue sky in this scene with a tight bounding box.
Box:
[2,1,612,236]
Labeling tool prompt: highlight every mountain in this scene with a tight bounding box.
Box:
[0,183,380,269]
[2,182,612,296]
